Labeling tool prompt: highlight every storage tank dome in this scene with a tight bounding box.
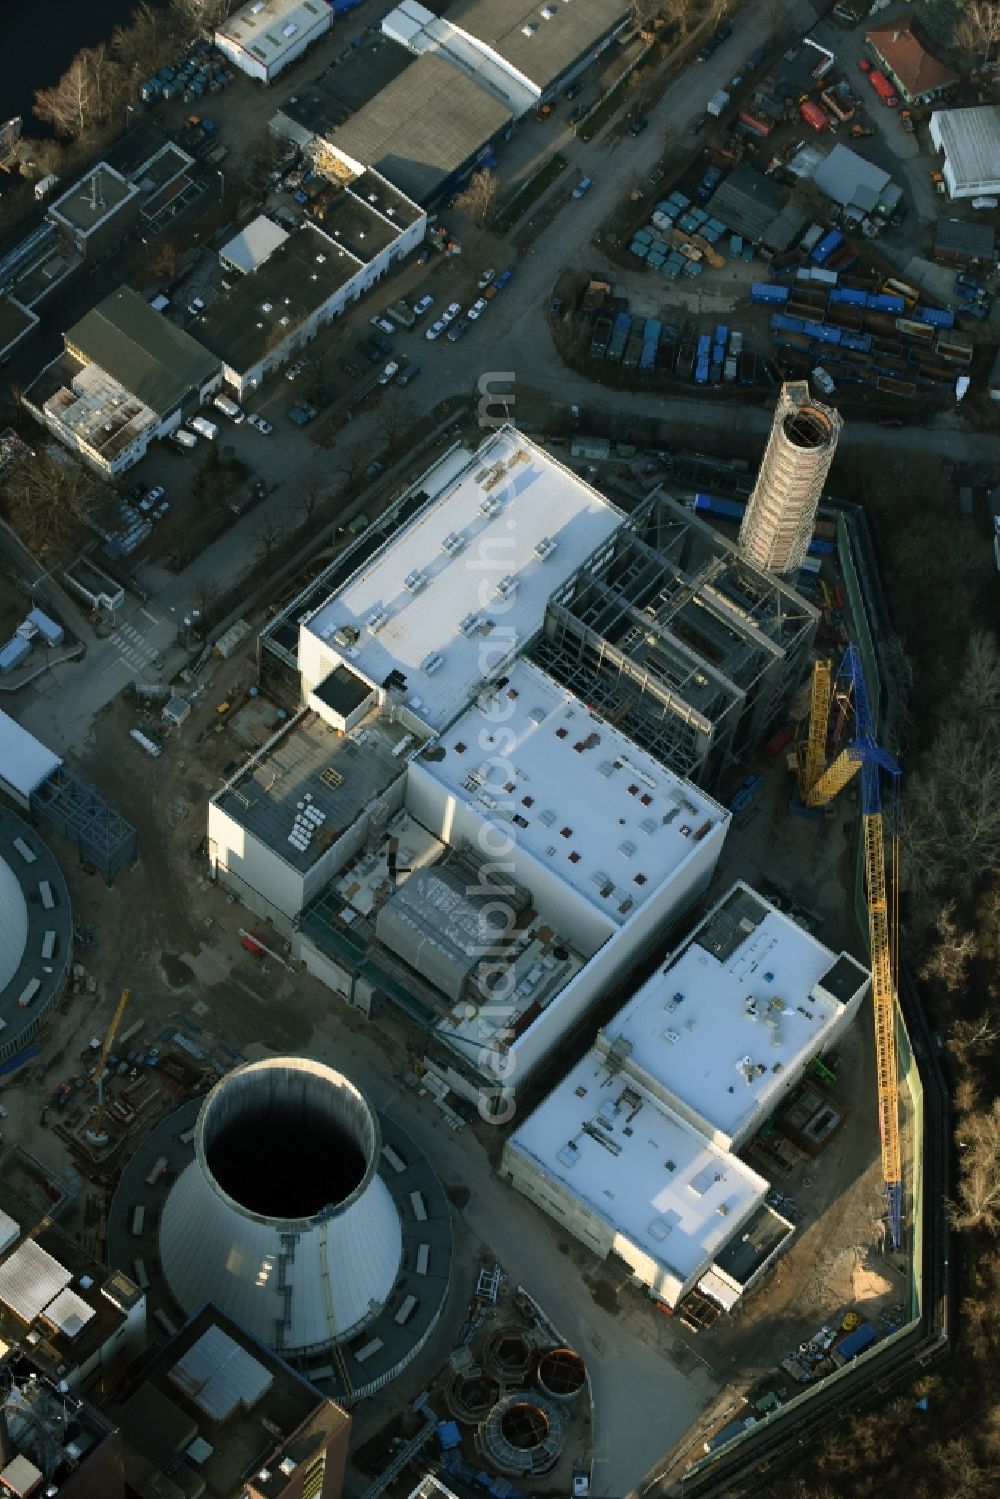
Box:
[159,1056,403,1353]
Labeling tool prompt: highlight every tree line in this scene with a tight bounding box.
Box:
[32,0,234,143]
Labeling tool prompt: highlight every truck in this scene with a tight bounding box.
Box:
[171,427,198,449]
[868,69,899,107]
[212,394,244,423]
[706,89,731,118]
[190,415,218,440]
[799,100,828,133]
[387,299,416,329]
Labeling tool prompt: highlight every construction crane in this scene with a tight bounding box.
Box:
[799,646,903,1250]
[84,987,131,1147]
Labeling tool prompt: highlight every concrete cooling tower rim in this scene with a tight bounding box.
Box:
[193,1055,383,1228]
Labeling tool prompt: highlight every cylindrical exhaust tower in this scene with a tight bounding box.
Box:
[738,381,842,575]
[159,1058,403,1355]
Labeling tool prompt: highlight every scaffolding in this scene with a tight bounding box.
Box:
[531,493,818,789]
[31,765,138,884]
[738,382,843,576]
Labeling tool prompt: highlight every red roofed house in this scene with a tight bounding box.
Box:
[865,13,958,105]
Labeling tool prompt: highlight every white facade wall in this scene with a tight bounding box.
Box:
[208,800,306,919]
[215,4,331,85]
[225,210,425,398]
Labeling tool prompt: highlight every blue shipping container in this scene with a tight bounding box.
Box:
[697,332,712,358]
[804,321,842,345]
[914,305,955,329]
[695,358,710,384]
[867,293,905,313]
[770,313,806,333]
[829,286,867,307]
[714,324,728,345]
[695,494,746,520]
[751,283,789,305]
[808,539,836,555]
[836,1322,878,1360]
[811,230,844,266]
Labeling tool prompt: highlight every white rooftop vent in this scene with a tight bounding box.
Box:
[403,569,427,594]
[316,253,326,263]
[458,612,480,637]
[421,651,444,675]
[251,1,264,11]
[440,530,467,557]
[479,494,502,518]
[528,706,546,725]
[494,574,518,600]
[522,22,538,34]
[261,301,273,312]
[367,609,388,634]
[533,535,557,561]
[541,5,557,16]
[282,21,298,36]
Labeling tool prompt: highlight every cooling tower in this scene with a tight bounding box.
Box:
[738,382,842,575]
[159,1058,403,1355]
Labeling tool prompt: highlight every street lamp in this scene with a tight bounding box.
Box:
[125,104,134,132]
[217,169,225,201]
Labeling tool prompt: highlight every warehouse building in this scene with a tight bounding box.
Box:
[811,144,901,221]
[215,0,332,85]
[934,216,996,266]
[929,106,1000,201]
[47,164,141,261]
[208,429,731,1101]
[23,286,221,475]
[320,51,513,207]
[192,179,424,396]
[705,166,806,255]
[503,881,869,1310]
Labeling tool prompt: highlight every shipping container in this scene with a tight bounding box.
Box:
[0,637,31,674]
[751,283,789,305]
[834,1321,878,1359]
[131,1206,145,1235]
[695,493,746,520]
[27,608,64,647]
[883,276,919,307]
[695,357,710,384]
[913,305,955,329]
[811,230,845,266]
[739,349,757,384]
[829,286,867,306]
[867,292,905,313]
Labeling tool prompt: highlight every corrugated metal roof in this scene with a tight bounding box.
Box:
[936,217,996,258]
[0,1210,19,1256]
[813,144,890,212]
[0,1238,72,1323]
[0,710,61,799]
[931,106,1000,194]
[168,1322,274,1421]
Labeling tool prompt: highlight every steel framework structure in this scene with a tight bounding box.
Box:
[533,493,819,789]
[31,766,138,885]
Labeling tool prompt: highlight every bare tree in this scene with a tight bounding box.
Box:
[190,577,221,622]
[921,900,977,992]
[148,240,179,286]
[169,0,234,38]
[33,45,126,139]
[454,169,498,226]
[297,482,323,527]
[377,400,414,448]
[1,452,99,559]
[113,1,177,80]
[950,1098,1000,1233]
[956,1,1000,64]
[253,517,281,561]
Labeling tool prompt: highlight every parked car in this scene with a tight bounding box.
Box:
[626,115,649,135]
[247,413,273,434]
[563,80,584,100]
[369,332,393,355]
[357,339,383,363]
[396,363,421,386]
[411,293,434,317]
[365,461,383,481]
[467,297,489,320]
[425,318,447,341]
[494,269,514,290]
[696,166,723,201]
[289,404,317,425]
[441,301,462,323]
[186,295,205,317]
[378,361,400,384]
[477,269,495,289]
[745,46,767,71]
[446,317,471,342]
[697,22,733,62]
[572,176,593,198]
[370,314,395,335]
[535,100,555,120]
[568,104,587,126]
[417,246,431,264]
[285,359,305,380]
[154,500,171,521]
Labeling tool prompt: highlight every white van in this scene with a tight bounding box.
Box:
[190,415,218,440]
[213,393,244,423]
[171,428,198,449]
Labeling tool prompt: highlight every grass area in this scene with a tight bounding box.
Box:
[576,75,633,144]
[493,154,568,234]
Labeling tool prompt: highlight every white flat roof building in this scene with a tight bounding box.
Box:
[0,710,61,810]
[600,882,870,1151]
[504,1050,769,1308]
[412,657,725,931]
[301,428,625,734]
[216,0,332,84]
[929,106,1000,200]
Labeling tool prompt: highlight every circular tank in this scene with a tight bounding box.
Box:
[447,1368,501,1423]
[480,1391,565,1476]
[483,1325,536,1382]
[159,1058,403,1353]
[536,1346,586,1402]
